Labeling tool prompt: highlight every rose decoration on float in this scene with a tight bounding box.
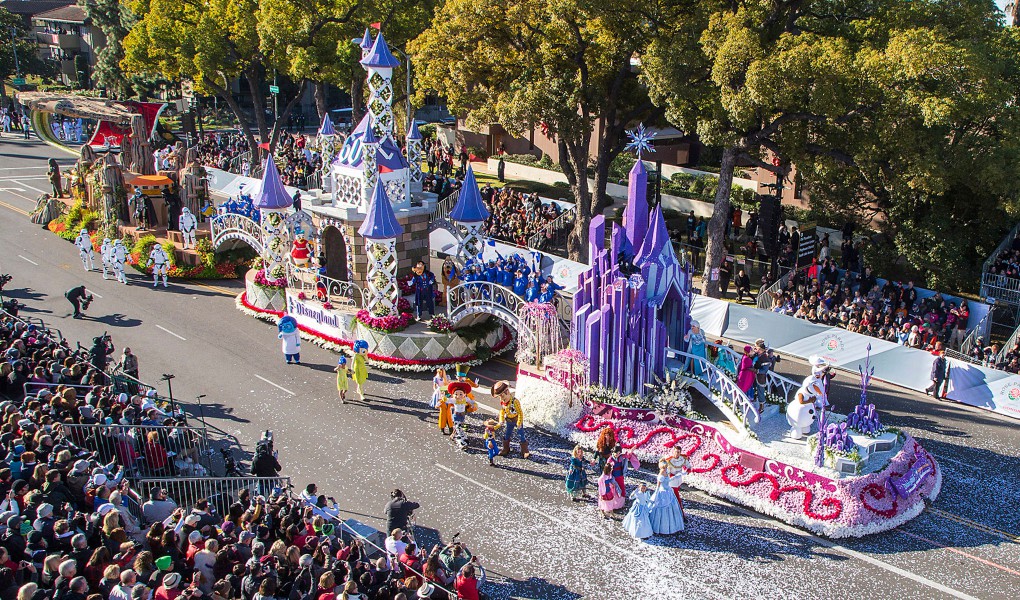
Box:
[355,309,414,333]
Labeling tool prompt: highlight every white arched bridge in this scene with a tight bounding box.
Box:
[446,281,532,343]
[209,213,264,255]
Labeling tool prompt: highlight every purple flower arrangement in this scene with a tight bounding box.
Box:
[427,316,453,333]
[253,268,287,289]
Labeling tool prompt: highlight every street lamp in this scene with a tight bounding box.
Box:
[160,373,177,416]
[9,27,22,79]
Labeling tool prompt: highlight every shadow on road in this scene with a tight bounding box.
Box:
[82,313,143,328]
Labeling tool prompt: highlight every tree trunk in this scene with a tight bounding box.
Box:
[351,74,365,122]
[245,68,268,156]
[205,75,259,164]
[313,81,327,123]
[269,80,308,155]
[702,146,738,298]
[562,138,593,263]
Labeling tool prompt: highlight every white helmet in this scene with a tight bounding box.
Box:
[80,228,88,235]
[182,206,191,214]
[103,238,111,244]
[114,239,123,246]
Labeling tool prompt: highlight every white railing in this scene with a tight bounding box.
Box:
[756,264,805,310]
[668,349,760,433]
[527,206,576,251]
[446,281,532,345]
[133,476,291,521]
[289,266,366,308]
[59,423,211,474]
[428,188,462,224]
[706,341,801,404]
[980,273,1020,307]
[210,212,264,254]
[227,151,252,175]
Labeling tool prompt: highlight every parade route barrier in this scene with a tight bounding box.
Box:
[59,423,212,475]
[135,476,292,518]
[690,295,1020,420]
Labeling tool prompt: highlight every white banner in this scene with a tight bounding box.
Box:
[284,290,355,341]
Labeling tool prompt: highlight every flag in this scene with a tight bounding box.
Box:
[370,22,381,29]
[258,142,270,150]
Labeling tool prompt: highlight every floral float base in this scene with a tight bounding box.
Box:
[568,404,941,537]
[236,290,514,372]
[245,271,287,312]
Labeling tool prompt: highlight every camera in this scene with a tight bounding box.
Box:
[81,295,93,311]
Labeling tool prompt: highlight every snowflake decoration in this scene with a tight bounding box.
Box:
[624,122,657,158]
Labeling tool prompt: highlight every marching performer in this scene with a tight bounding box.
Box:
[74,228,95,271]
[100,238,112,279]
[111,239,128,284]
[147,243,170,288]
[179,206,198,249]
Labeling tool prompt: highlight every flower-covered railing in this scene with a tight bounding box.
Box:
[289,266,367,308]
[210,212,264,255]
[669,349,760,434]
[708,341,799,404]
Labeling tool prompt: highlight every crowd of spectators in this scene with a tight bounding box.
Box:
[983,242,1020,286]
[273,135,322,189]
[194,133,251,174]
[763,258,971,352]
[0,307,489,600]
[480,186,562,248]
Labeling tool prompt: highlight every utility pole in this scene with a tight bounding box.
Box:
[9,27,21,78]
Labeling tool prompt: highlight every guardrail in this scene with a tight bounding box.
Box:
[668,349,760,433]
[210,212,264,255]
[706,341,800,404]
[58,423,211,475]
[980,273,1020,307]
[289,266,366,308]
[427,188,461,224]
[981,220,1020,279]
[527,206,576,253]
[23,381,94,397]
[134,476,292,519]
[996,318,1020,365]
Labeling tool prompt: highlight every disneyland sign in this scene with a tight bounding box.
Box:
[285,290,355,341]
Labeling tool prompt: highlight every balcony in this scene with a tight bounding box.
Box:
[36,32,80,49]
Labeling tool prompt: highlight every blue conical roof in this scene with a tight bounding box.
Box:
[360,32,401,69]
[407,120,422,141]
[359,28,373,50]
[361,123,378,145]
[253,154,292,210]
[448,166,490,223]
[319,113,336,137]
[358,181,404,240]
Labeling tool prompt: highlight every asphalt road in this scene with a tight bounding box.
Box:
[1,137,1018,599]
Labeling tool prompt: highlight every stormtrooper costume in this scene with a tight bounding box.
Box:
[179,207,198,249]
[74,229,95,271]
[148,244,170,288]
[111,240,128,284]
[100,238,112,279]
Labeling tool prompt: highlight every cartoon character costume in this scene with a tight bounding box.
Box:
[411,263,437,318]
[597,472,624,513]
[608,449,638,500]
[622,486,654,540]
[178,207,198,249]
[493,380,530,459]
[352,339,369,400]
[431,369,448,409]
[437,384,454,434]
[111,240,128,284]
[74,229,94,271]
[100,238,112,279]
[147,244,170,288]
[660,450,688,508]
[334,356,349,403]
[291,235,312,267]
[449,379,477,428]
[483,419,500,466]
[649,473,685,534]
[278,315,301,364]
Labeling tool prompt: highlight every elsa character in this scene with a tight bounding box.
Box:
[684,319,707,376]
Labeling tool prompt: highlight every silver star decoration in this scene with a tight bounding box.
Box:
[624,122,657,159]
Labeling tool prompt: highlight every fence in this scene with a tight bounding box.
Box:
[527,207,576,255]
[58,423,211,476]
[980,220,1020,302]
[289,266,367,308]
[427,188,461,224]
[134,476,292,518]
[756,265,805,310]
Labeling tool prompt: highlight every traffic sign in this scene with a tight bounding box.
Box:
[269,85,280,94]
[12,78,26,86]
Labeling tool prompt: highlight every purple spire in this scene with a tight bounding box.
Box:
[360,32,401,69]
[252,154,292,210]
[361,122,378,145]
[358,182,404,240]
[359,28,373,51]
[407,120,422,141]
[449,166,490,223]
[318,113,336,137]
[623,159,648,250]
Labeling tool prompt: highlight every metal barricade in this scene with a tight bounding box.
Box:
[134,476,292,517]
[23,381,94,397]
[428,188,461,224]
[527,206,576,255]
[57,423,211,475]
[289,266,366,308]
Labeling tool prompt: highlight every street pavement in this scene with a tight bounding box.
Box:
[1,137,1018,599]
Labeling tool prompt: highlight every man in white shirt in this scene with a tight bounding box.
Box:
[383,528,408,570]
[108,569,137,600]
[141,487,178,524]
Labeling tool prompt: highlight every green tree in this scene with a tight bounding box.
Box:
[410,0,666,261]
[0,7,51,103]
[124,0,303,155]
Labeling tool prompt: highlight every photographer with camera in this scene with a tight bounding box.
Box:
[65,285,94,319]
[251,431,281,478]
[89,333,114,372]
[383,489,419,539]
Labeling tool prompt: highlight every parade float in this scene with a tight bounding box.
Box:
[227,30,513,370]
[511,139,941,538]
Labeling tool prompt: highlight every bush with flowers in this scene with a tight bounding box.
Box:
[355,309,414,333]
[253,268,288,289]
[427,315,453,333]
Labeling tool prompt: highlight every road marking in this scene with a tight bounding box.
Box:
[0,200,30,216]
[434,463,730,600]
[254,374,296,396]
[12,180,47,194]
[0,176,48,181]
[188,280,237,296]
[897,529,1020,577]
[927,507,1019,543]
[0,187,26,192]
[17,255,38,265]
[685,490,981,599]
[89,291,103,299]
[155,325,187,341]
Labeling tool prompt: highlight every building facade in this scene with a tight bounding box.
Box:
[32,4,105,87]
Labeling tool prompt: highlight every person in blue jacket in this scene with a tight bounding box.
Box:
[513,270,529,297]
[525,281,540,302]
